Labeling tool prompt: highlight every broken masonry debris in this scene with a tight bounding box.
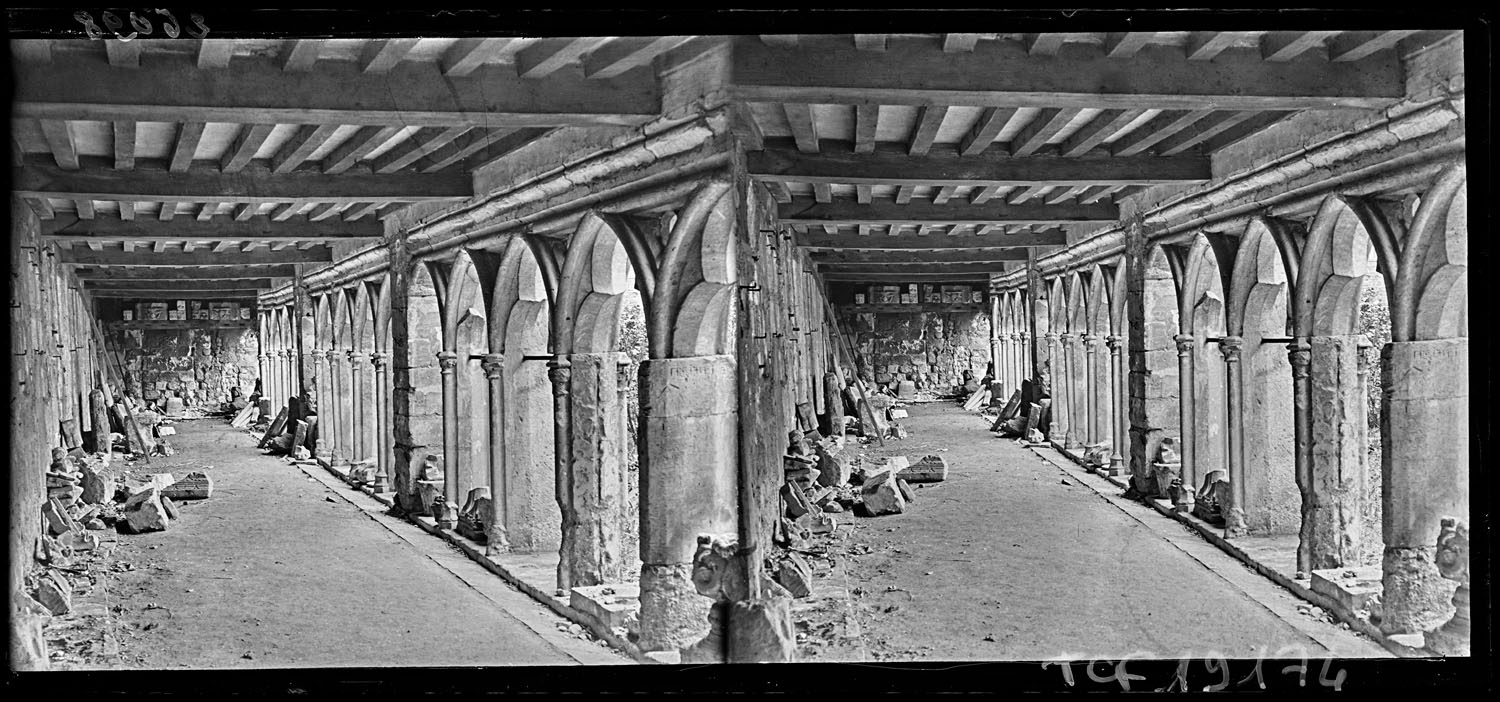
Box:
[1192,469,1231,526]
[859,469,907,517]
[456,487,492,543]
[896,478,916,503]
[162,472,213,501]
[897,455,947,483]
[1425,517,1470,657]
[121,487,170,533]
[33,570,72,616]
[686,534,796,663]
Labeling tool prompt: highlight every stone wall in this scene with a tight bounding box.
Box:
[104,322,258,409]
[10,198,100,669]
[837,306,991,394]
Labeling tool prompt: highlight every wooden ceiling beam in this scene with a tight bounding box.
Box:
[1185,31,1258,61]
[39,120,78,170]
[84,279,273,292]
[61,248,332,267]
[1102,32,1157,58]
[440,38,526,77]
[819,272,992,282]
[1327,31,1421,62]
[1009,107,1077,156]
[854,105,879,154]
[584,36,692,79]
[1260,31,1339,62]
[15,160,472,204]
[42,214,382,242]
[1109,109,1213,156]
[415,128,546,174]
[1151,110,1260,155]
[854,34,888,51]
[70,264,300,281]
[88,289,264,299]
[806,249,1031,263]
[729,36,1403,110]
[196,39,234,69]
[779,197,1116,226]
[271,124,341,174]
[104,40,140,68]
[112,120,135,170]
[360,38,420,74]
[16,55,659,128]
[943,34,982,53]
[959,107,1016,157]
[1058,108,1145,157]
[748,140,1211,186]
[280,39,325,72]
[169,121,206,173]
[321,125,401,174]
[908,105,949,156]
[220,124,275,174]
[517,37,612,79]
[1023,34,1067,56]
[784,103,820,154]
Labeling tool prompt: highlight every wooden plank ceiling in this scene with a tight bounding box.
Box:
[733,31,1423,284]
[10,36,694,297]
[9,31,1430,294]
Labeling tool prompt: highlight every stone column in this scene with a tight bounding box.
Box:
[566,352,628,587]
[989,295,1002,389]
[1381,337,1468,635]
[311,348,329,457]
[1106,335,1125,475]
[1173,334,1197,491]
[258,354,271,406]
[1219,336,1246,536]
[1018,331,1030,389]
[1083,334,1101,446]
[1289,339,1314,575]
[370,352,391,492]
[1044,332,1065,442]
[325,349,346,465]
[548,357,576,593]
[1060,333,1083,449]
[480,353,509,553]
[638,355,739,653]
[280,349,293,407]
[347,350,364,464]
[437,350,460,507]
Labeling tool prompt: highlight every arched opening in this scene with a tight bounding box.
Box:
[448,256,491,503]
[1229,220,1298,540]
[1065,274,1089,451]
[1183,238,1227,494]
[1136,243,1181,486]
[404,262,445,510]
[492,239,561,554]
[1086,267,1114,460]
[332,289,355,465]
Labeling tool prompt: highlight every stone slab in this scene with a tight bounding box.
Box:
[1311,566,1383,614]
[570,584,641,630]
[897,454,948,483]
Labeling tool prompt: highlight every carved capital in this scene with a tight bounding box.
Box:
[1172,333,1195,355]
[1058,333,1075,343]
[370,351,390,370]
[481,353,505,380]
[323,349,340,363]
[437,351,460,373]
[1287,339,1311,379]
[1105,334,1123,352]
[1043,332,1059,343]
[1219,335,1244,363]
[346,350,362,366]
[311,349,328,365]
[1083,334,1101,351]
[258,354,270,364]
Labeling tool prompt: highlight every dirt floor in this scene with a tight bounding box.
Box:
[38,419,628,669]
[790,402,1388,662]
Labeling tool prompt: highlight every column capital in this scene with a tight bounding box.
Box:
[1172,333,1195,355]
[323,349,340,362]
[370,351,390,369]
[1043,332,1059,343]
[547,356,571,397]
[346,349,363,365]
[312,349,328,364]
[258,354,270,363]
[1219,335,1244,363]
[1083,333,1102,346]
[1058,332,1075,343]
[1105,334,1123,350]
[481,353,505,379]
[437,350,460,373]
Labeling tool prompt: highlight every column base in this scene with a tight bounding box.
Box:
[1380,546,1457,635]
[637,563,711,652]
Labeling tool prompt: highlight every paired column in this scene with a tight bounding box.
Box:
[347,350,365,464]
[437,350,461,507]
[1219,336,1246,536]
[1173,334,1197,491]
[1044,332,1065,442]
[1106,334,1125,475]
[481,353,510,553]
[370,352,392,492]
[326,349,346,464]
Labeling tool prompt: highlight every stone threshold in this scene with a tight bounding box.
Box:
[304,454,656,664]
[1029,438,1424,659]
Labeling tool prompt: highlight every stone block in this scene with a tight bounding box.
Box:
[42,498,77,536]
[781,482,810,519]
[859,470,906,517]
[571,584,640,629]
[160,496,179,520]
[727,598,797,663]
[1311,566,1383,614]
[34,571,71,616]
[896,478,916,503]
[162,472,213,500]
[775,554,813,598]
[123,488,170,533]
[882,456,910,473]
[897,454,947,483]
[814,448,851,488]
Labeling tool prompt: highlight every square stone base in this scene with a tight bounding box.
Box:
[571,583,640,630]
[1311,566,1382,613]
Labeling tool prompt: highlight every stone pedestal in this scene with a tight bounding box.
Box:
[1380,339,1468,634]
[567,352,630,587]
[637,356,739,651]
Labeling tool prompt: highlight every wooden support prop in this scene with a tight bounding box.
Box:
[259,407,290,448]
[89,388,113,456]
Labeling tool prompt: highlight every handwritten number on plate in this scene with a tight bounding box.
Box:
[155,9,180,38]
[73,11,104,39]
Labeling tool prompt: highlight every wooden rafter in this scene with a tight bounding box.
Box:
[779,197,1116,226]
[43,214,382,242]
[271,124,340,174]
[517,37,613,79]
[15,160,473,205]
[854,105,880,154]
[61,248,332,267]
[784,103,819,154]
[169,122,206,173]
[112,121,135,170]
[360,39,420,74]
[371,126,470,174]
[584,36,693,78]
[220,124,275,173]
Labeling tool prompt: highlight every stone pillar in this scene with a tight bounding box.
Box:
[1289,339,1314,575]
[310,347,329,456]
[638,355,739,652]
[1018,331,1030,389]
[1045,332,1066,442]
[1220,336,1246,536]
[326,349,347,465]
[1064,333,1085,450]
[549,357,575,592]
[370,352,391,492]
[1381,338,1468,634]
[989,295,1002,388]
[1106,335,1125,475]
[437,350,460,507]
[1298,336,1369,572]
[481,353,509,553]
[1083,334,1101,446]
[347,350,364,463]
[566,352,628,587]
[1173,334,1197,491]
[258,354,271,405]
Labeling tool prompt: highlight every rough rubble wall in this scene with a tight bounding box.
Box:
[109,326,258,408]
[10,198,99,668]
[844,310,991,392]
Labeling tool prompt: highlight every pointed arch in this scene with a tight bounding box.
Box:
[1396,165,1467,342]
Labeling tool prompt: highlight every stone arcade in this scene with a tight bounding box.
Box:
[8,26,1471,670]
